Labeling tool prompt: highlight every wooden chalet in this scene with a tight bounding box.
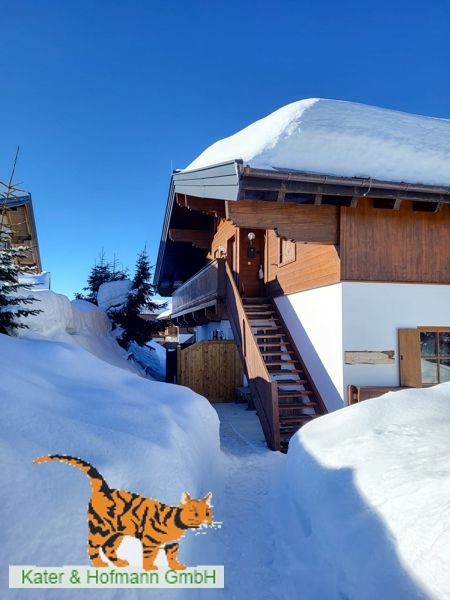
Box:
[155,157,450,451]
[1,192,42,271]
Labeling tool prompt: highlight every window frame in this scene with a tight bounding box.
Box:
[418,326,450,385]
[278,237,296,267]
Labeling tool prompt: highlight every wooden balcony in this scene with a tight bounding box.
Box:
[171,259,227,322]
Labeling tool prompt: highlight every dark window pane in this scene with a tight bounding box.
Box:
[439,360,450,383]
[439,332,450,356]
[421,358,438,384]
[420,332,436,356]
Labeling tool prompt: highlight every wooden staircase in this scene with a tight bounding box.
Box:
[223,260,327,452]
[242,298,326,451]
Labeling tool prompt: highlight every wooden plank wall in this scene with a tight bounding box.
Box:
[209,218,237,258]
[341,198,450,283]
[265,230,340,296]
[178,340,243,402]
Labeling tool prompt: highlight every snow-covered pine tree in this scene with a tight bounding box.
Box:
[0,226,41,334]
[0,149,41,334]
[115,248,164,348]
[76,251,128,304]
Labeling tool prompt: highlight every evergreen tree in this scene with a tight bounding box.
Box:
[0,227,41,334]
[76,251,128,304]
[0,149,41,334]
[114,248,164,348]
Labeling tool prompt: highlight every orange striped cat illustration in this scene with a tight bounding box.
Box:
[34,454,213,570]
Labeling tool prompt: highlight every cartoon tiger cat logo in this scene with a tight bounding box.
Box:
[34,454,213,571]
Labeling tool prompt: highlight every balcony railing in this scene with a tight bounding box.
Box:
[171,259,226,318]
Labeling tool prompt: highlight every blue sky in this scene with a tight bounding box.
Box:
[1,0,450,298]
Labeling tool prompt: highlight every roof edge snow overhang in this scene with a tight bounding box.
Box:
[154,159,450,289]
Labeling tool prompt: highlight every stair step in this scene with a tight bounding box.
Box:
[280,418,317,428]
[243,298,270,304]
[253,333,286,339]
[278,390,314,396]
[269,368,303,375]
[248,317,279,327]
[279,402,318,409]
[264,359,297,365]
[244,301,271,305]
[260,350,292,357]
[258,341,292,348]
[274,378,307,384]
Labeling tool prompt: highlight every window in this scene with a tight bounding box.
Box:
[419,330,450,384]
[399,327,450,387]
[278,238,296,266]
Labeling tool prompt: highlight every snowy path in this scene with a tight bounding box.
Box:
[198,403,286,600]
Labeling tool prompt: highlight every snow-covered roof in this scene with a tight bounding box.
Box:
[185,99,450,187]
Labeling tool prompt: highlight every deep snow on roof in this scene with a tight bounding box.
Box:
[185,99,450,187]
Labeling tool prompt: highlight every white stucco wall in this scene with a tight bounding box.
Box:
[195,320,234,342]
[342,282,450,393]
[276,282,450,410]
[275,285,344,411]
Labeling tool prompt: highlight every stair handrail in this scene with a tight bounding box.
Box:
[223,260,280,450]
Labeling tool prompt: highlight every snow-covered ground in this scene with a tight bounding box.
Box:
[3,289,450,598]
[280,386,450,599]
[186,98,450,187]
[1,291,222,599]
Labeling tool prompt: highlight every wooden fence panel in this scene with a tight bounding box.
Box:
[179,340,242,403]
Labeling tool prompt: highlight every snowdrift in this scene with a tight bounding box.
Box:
[186,98,450,186]
[1,291,222,599]
[282,385,450,599]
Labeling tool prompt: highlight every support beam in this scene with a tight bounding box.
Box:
[225,200,338,244]
[192,310,209,325]
[169,228,212,249]
[175,193,226,218]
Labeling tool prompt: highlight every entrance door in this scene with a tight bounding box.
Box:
[238,228,265,297]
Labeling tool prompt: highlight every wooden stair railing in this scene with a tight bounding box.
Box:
[223,260,327,451]
[224,261,280,450]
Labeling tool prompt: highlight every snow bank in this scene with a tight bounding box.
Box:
[281,385,450,599]
[186,98,450,186]
[18,271,51,290]
[1,331,221,599]
[97,279,132,311]
[128,339,166,381]
[1,287,222,600]
[17,290,111,338]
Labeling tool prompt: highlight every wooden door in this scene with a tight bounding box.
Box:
[238,228,265,297]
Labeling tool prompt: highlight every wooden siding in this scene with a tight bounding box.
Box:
[341,198,450,283]
[226,200,338,244]
[209,218,237,258]
[178,340,242,402]
[266,230,340,296]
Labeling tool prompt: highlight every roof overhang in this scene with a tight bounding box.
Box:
[154,159,450,293]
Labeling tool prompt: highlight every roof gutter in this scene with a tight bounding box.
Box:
[242,166,450,198]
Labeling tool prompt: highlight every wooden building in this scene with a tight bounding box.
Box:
[1,193,42,271]
[155,144,450,451]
